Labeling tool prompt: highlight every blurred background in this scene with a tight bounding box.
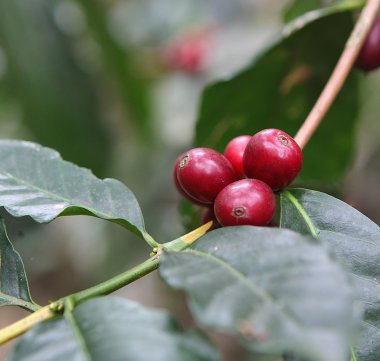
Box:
[0,0,379,360]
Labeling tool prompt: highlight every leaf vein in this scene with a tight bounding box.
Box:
[65,311,93,361]
[0,171,116,221]
[185,249,302,329]
[282,191,318,238]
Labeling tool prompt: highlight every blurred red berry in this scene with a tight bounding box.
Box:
[356,17,380,71]
[164,30,212,74]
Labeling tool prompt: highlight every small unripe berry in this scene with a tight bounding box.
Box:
[356,17,380,72]
[214,179,275,227]
[224,135,251,178]
[176,148,237,205]
[243,128,302,191]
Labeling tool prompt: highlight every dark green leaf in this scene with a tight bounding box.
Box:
[160,226,356,361]
[0,0,110,177]
[0,140,149,240]
[8,297,220,361]
[0,217,36,311]
[196,2,361,184]
[179,199,204,233]
[280,189,380,361]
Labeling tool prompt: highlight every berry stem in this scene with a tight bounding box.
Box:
[294,0,380,149]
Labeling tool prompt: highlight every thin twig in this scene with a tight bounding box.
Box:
[0,222,211,346]
[294,0,380,149]
[0,304,58,345]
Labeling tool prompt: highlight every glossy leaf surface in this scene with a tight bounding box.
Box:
[76,0,152,141]
[196,2,360,183]
[0,218,35,311]
[280,189,380,361]
[161,226,356,361]
[8,297,220,361]
[0,140,148,239]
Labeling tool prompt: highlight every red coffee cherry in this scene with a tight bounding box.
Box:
[224,135,251,178]
[243,128,302,191]
[176,148,237,205]
[356,17,380,71]
[173,157,208,206]
[201,207,221,230]
[214,179,275,227]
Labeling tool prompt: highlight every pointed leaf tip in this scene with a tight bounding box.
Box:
[0,217,36,311]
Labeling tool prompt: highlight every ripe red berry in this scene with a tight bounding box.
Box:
[214,179,275,227]
[356,17,380,71]
[173,157,208,206]
[176,148,237,205]
[201,207,221,230]
[243,128,302,191]
[224,135,251,178]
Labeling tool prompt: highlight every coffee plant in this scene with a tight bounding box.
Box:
[1,1,380,361]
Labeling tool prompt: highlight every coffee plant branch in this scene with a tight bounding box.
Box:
[0,222,212,345]
[294,0,380,149]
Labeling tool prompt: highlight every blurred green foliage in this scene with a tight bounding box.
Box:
[0,0,111,176]
[76,0,152,142]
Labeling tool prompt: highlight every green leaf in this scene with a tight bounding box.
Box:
[196,2,361,184]
[178,199,204,233]
[0,140,149,240]
[280,189,380,361]
[160,226,357,361]
[283,0,324,23]
[0,0,110,177]
[0,217,36,311]
[8,297,221,361]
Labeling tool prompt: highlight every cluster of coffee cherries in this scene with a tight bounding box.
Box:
[173,128,303,229]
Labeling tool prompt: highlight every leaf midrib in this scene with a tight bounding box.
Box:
[65,311,93,361]
[283,191,380,276]
[1,170,122,223]
[282,190,318,238]
[0,291,36,311]
[283,189,380,349]
[297,196,380,238]
[186,249,302,331]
